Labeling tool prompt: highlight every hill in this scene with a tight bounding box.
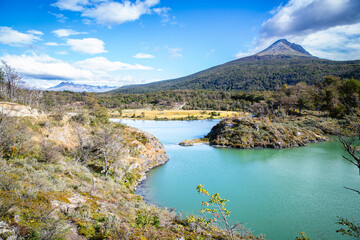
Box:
[0,104,257,239]
[113,39,360,93]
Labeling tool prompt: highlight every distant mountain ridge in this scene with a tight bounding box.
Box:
[48,82,117,93]
[113,39,360,93]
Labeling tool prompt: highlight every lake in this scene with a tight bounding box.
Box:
[112,119,360,240]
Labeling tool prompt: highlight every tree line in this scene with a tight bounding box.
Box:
[1,61,359,120]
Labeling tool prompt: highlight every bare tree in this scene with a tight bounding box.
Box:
[339,113,360,193]
[0,109,29,158]
[336,112,360,238]
[74,125,91,164]
[0,67,4,98]
[94,126,122,179]
[1,61,21,101]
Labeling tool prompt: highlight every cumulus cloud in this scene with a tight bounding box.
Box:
[52,28,88,37]
[82,0,160,25]
[52,0,89,11]
[167,47,183,59]
[238,0,360,60]
[301,23,360,60]
[27,30,44,36]
[133,52,155,59]
[1,53,93,81]
[66,38,107,54]
[56,51,69,55]
[261,0,360,38]
[0,53,155,88]
[0,27,42,46]
[45,42,61,46]
[153,7,173,23]
[75,56,154,71]
[48,12,69,23]
[52,0,167,26]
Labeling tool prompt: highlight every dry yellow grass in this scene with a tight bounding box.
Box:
[110,109,248,120]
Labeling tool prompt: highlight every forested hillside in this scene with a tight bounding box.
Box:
[116,56,360,93]
[114,40,360,93]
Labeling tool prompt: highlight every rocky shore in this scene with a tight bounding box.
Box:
[179,138,209,146]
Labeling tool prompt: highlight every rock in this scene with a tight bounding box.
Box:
[0,221,18,240]
[179,140,197,146]
[0,102,41,117]
[179,138,209,146]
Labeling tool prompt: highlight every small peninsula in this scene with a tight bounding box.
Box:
[179,114,348,149]
[205,116,329,149]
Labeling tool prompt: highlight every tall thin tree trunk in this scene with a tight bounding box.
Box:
[103,151,108,179]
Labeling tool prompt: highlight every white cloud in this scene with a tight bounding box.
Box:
[82,0,160,25]
[261,0,360,38]
[301,23,360,60]
[167,47,183,59]
[27,30,44,35]
[153,7,170,23]
[133,52,155,59]
[52,0,89,11]
[66,38,106,54]
[48,12,69,23]
[205,49,215,58]
[0,27,42,46]
[153,7,177,25]
[45,42,61,46]
[153,7,170,16]
[53,0,172,26]
[75,56,154,71]
[56,51,69,55]
[235,51,252,59]
[52,28,87,37]
[0,53,155,88]
[1,53,93,81]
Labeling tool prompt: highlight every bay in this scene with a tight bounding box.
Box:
[112,119,359,240]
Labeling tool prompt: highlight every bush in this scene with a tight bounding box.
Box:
[70,112,89,125]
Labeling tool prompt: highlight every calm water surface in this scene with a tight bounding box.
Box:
[112,119,359,240]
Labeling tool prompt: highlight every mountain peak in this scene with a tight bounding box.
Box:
[256,39,312,57]
[48,82,117,93]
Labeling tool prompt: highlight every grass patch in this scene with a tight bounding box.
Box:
[111,109,246,120]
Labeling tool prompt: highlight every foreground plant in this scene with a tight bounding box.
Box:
[336,112,360,239]
[191,184,237,239]
[295,232,311,240]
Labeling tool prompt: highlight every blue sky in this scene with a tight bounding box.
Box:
[0,0,359,88]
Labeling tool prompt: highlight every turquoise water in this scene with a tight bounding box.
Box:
[113,119,360,240]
